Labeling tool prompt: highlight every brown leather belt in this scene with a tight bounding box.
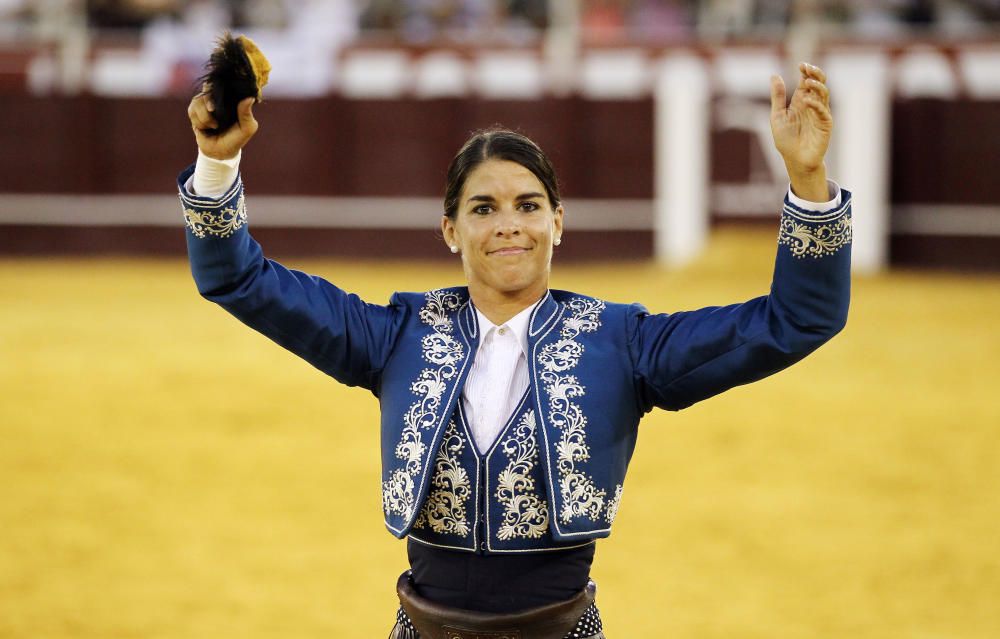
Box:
[395,571,597,639]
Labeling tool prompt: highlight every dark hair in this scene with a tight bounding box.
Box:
[443,127,561,219]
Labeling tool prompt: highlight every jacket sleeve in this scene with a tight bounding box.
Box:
[627,190,852,413]
[177,164,406,393]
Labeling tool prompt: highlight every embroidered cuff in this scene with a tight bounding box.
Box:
[177,164,247,239]
[778,188,852,259]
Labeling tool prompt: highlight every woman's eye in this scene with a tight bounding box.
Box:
[519,202,539,212]
[472,205,492,215]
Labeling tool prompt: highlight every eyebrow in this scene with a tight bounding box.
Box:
[466,192,545,204]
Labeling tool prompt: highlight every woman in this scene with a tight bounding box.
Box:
[179,62,850,639]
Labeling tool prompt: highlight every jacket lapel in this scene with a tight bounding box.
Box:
[383,288,479,534]
[528,293,610,538]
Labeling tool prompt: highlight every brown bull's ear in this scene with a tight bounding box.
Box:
[196,32,271,136]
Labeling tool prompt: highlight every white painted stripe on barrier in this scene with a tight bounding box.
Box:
[892,206,1000,237]
[0,195,653,231]
[5,195,997,237]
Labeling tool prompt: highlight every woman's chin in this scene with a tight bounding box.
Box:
[491,276,547,297]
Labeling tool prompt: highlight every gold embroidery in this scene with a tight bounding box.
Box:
[382,290,465,523]
[779,210,852,259]
[496,410,549,540]
[539,298,607,524]
[414,419,472,536]
[183,194,247,239]
[605,484,623,525]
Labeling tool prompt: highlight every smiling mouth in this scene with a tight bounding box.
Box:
[489,247,531,256]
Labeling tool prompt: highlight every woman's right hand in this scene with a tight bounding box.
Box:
[187,89,258,160]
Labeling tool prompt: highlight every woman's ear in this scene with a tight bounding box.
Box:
[553,204,564,243]
[441,215,457,252]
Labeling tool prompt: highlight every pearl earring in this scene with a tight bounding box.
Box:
[554,238,561,246]
[450,245,459,254]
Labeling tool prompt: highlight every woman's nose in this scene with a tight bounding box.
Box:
[495,208,520,235]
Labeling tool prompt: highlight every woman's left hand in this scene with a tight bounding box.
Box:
[770,63,833,201]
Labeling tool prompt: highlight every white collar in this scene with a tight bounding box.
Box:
[474,298,541,357]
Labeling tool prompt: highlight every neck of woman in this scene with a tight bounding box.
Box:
[468,283,546,326]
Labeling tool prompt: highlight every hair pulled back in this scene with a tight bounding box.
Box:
[443,128,561,219]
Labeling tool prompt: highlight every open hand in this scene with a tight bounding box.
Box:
[187,87,258,160]
[770,63,832,198]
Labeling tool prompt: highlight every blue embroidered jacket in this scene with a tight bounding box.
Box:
[178,165,852,554]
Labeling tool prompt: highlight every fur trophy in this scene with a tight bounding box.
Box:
[197,33,271,136]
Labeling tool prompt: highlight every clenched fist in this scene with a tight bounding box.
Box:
[187,88,258,161]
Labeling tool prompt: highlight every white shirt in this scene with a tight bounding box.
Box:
[463,302,538,454]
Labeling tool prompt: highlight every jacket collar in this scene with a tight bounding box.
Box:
[528,291,561,341]
[458,290,561,350]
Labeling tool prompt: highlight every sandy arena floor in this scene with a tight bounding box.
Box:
[1,229,998,638]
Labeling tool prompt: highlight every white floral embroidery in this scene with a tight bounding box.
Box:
[539,298,607,524]
[496,410,549,540]
[413,419,472,536]
[605,484,623,525]
[183,194,247,238]
[382,290,465,522]
[779,211,852,259]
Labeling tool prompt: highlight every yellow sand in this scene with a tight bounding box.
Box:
[1,229,998,638]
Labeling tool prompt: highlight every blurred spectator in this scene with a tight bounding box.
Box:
[935,0,998,34]
[900,0,937,25]
[236,0,289,29]
[3,0,88,41]
[87,0,180,29]
[45,1,1000,46]
[359,0,406,31]
[5,0,1000,98]
[506,0,548,29]
[627,0,693,40]
[141,0,357,96]
[843,0,1000,37]
[581,0,627,43]
[697,0,755,37]
[358,0,546,42]
[756,0,791,30]
[1,0,30,23]
[846,0,909,36]
[1,0,32,38]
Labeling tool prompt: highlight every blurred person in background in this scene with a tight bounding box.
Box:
[843,0,997,36]
[63,0,1000,99]
[4,0,88,38]
[1,0,33,35]
[87,0,180,28]
[626,0,693,41]
[697,0,754,36]
[581,0,627,42]
[359,0,406,31]
[177,59,850,637]
[359,0,546,41]
[139,0,357,95]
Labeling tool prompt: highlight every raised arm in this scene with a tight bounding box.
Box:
[179,92,405,393]
[629,63,851,412]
